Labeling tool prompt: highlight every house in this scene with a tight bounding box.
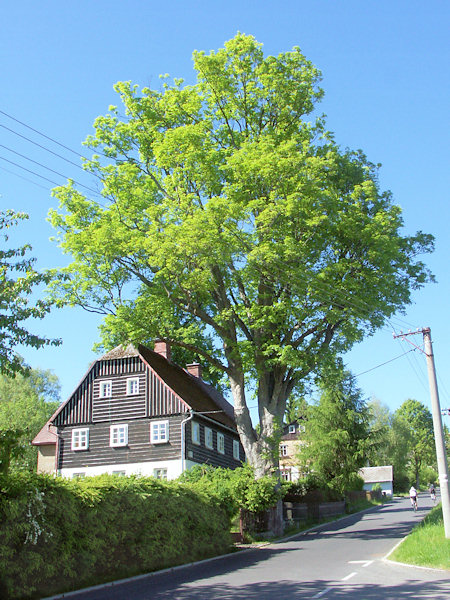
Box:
[279,420,306,482]
[359,466,394,497]
[32,342,245,480]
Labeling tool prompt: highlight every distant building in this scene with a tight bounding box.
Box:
[32,342,244,479]
[279,420,306,482]
[359,466,393,497]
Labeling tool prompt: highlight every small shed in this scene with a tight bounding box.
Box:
[359,466,393,497]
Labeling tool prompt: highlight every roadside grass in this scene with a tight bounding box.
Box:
[388,504,449,570]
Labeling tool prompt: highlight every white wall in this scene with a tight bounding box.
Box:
[59,459,187,480]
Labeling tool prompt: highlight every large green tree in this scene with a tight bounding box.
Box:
[0,210,60,375]
[298,363,372,494]
[0,367,60,473]
[48,34,433,488]
[394,398,435,487]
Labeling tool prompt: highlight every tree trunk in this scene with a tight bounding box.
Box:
[229,372,286,537]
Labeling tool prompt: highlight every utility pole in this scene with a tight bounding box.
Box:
[394,327,450,538]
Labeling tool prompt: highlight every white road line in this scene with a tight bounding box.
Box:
[348,560,374,568]
[312,587,333,599]
[342,571,357,581]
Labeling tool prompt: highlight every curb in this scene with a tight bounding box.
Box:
[383,535,449,573]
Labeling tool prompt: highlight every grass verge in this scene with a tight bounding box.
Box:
[388,504,449,570]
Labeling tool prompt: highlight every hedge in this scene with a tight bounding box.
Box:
[0,472,231,599]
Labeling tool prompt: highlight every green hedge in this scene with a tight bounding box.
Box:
[0,472,231,600]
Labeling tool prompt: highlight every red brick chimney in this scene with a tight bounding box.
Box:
[154,340,171,361]
[186,363,202,378]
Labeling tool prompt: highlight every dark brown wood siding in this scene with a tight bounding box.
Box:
[58,416,184,470]
[186,418,244,470]
[54,357,189,427]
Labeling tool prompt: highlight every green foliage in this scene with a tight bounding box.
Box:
[389,504,449,570]
[298,361,372,495]
[395,399,435,487]
[47,33,434,477]
[178,463,281,516]
[0,210,60,375]
[0,368,60,472]
[0,472,231,600]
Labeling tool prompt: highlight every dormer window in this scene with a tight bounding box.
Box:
[288,424,296,434]
[99,380,112,398]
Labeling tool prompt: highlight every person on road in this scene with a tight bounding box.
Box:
[429,483,436,504]
[409,485,418,511]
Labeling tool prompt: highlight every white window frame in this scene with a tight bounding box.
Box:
[280,444,288,457]
[191,421,200,445]
[126,377,139,395]
[281,469,291,481]
[233,439,240,460]
[71,428,89,451]
[110,424,128,447]
[205,427,214,450]
[99,380,112,398]
[153,468,168,480]
[151,420,169,444]
[288,424,296,434]
[217,432,225,455]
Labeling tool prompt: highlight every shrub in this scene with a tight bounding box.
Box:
[0,472,231,600]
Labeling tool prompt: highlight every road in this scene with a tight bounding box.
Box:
[47,494,448,600]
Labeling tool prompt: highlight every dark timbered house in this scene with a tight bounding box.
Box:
[32,342,245,479]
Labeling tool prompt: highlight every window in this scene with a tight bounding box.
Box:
[71,428,89,451]
[233,439,240,460]
[72,472,85,479]
[110,424,128,447]
[127,377,139,395]
[280,444,288,457]
[288,424,296,434]
[191,422,200,445]
[205,427,213,450]
[151,420,169,444]
[99,380,112,398]
[281,469,291,481]
[217,432,225,454]
[112,471,126,476]
[154,468,168,480]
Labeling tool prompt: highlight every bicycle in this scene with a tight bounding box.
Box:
[410,496,418,511]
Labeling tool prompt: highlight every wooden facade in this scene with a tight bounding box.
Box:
[33,343,244,478]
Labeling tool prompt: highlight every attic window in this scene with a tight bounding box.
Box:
[127,377,139,395]
[99,380,112,398]
[288,425,296,434]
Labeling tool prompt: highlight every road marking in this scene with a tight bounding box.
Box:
[349,560,374,568]
[312,588,332,598]
[342,572,357,581]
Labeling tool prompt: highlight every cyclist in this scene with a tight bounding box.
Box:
[409,485,418,511]
[429,483,436,504]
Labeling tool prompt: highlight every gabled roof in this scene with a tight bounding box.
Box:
[32,421,58,445]
[32,343,237,445]
[137,344,236,429]
[359,466,393,483]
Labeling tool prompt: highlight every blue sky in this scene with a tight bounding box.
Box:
[1,1,449,422]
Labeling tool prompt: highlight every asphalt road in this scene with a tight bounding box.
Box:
[46,494,448,600]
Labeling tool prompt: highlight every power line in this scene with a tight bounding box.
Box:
[0,164,50,191]
[0,108,89,159]
[0,122,88,172]
[0,143,102,197]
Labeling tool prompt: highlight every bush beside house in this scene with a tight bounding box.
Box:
[0,472,231,600]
